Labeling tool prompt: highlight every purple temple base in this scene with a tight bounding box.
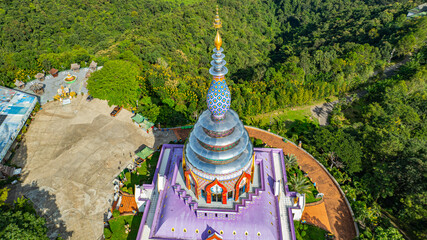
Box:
[135,144,299,240]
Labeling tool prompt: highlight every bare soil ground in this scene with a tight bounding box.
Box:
[9,95,175,239]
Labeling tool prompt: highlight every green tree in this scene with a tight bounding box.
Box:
[284,154,298,170]
[87,60,140,106]
[374,227,404,240]
[287,174,311,194]
[0,211,49,240]
[0,187,8,206]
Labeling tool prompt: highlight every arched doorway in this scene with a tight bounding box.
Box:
[235,172,251,201]
[206,179,227,204]
[184,170,199,199]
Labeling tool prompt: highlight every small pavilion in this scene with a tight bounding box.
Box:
[35,73,45,81]
[49,68,59,77]
[71,63,80,72]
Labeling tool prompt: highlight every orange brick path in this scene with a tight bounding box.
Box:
[172,126,357,240]
[245,127,357,240]
[302,201,332,233]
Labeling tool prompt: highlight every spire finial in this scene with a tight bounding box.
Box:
[214,31,222,51]
[214,5,222,29]
[207,5,230,121]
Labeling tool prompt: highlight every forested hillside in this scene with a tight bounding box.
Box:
[1,0,426,125]
[269,46,427,240]
[0,0,426,239]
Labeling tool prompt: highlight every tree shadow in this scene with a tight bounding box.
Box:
[7,139,73,239]
[127,213,143,240]
[332,198,357,240]
[13,180,74,239]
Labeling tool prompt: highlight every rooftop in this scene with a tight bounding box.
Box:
[0,86,37,162]
[135,144,299,240]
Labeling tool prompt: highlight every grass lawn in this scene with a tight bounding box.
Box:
[121,151,160,194]
[104,214,142,240]
[305,185,321,204]
[246,96,341,127]
[294,221,328,240]
[246,105,317,127]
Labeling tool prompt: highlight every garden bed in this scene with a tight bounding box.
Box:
[294,221,330,240]
[120,151,160,195]
[104,213,142,240]
[287,165,322,204]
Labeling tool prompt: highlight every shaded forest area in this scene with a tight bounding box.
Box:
[0,0,426,239]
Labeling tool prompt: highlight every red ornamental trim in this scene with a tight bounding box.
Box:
[205,179,227,204]
[203,127,234,138]
[235,172,251,201]
[198,139,239,152]
[206,232,223,240]
[184,170,199,199]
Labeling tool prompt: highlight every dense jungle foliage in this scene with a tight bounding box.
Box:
[1,0,426,125]
[267,46,427,239]
[0,0,426,239]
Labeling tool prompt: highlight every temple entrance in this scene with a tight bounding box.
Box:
[211,184,223,202]
[235,172,251,201]
[206,179,227,204]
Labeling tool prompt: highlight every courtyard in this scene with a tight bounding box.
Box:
[8,95,175,239]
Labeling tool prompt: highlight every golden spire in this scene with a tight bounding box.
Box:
[214,31,222,50]
[214,5,222,50]
[213,5,222,29]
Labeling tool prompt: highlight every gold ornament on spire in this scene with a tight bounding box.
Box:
[213,5,223,50]
[213,5,222,29]
[214,31,222,50]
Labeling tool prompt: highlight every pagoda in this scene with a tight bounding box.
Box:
[135,7,303,240]
[183,7,254,205]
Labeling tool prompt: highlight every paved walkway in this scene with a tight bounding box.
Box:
[172,127,357,240]
[17,67,100,105]
[302,200,332,233]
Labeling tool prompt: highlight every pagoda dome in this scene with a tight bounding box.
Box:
[184,109,253,180]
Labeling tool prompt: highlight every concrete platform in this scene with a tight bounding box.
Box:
[9,95,176,239]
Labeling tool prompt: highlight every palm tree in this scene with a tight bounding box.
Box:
[287,174,311,194]
[284,154,298,170]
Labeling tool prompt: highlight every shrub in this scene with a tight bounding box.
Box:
[112,210,120,218]
[104,228,112,239]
